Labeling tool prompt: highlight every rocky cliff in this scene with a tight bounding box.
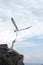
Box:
[0,44,24,65]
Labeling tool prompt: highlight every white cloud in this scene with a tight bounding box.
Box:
[29,50,43,59]
[24,49,43,63]
[0,0,43,44]
[15,42,38,47]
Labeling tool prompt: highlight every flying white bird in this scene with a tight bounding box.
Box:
[11,18,31,36]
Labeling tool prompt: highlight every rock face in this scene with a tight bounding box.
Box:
[0,44,24,65]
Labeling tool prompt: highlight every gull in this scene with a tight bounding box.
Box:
[11,18,31,36]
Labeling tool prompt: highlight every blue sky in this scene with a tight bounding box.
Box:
[0,0,43,63]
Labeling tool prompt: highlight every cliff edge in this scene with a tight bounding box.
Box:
[0,44,24,65]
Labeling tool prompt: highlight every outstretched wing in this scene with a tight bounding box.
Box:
[19,26,31,31]
[11,38,16,49]
[11,18,18,31]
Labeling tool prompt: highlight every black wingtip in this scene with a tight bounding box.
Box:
[11,17,13,20]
